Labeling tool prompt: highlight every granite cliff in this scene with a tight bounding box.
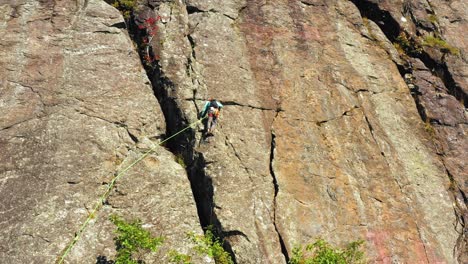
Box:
[0,0,465,263]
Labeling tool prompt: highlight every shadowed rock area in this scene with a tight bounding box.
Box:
[0,0,465,263]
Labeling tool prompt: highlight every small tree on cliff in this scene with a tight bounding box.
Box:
[138,16,161,66]
[106,0,160,66]
[109,215,164,264]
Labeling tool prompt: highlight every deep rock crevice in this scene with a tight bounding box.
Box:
[186,5,205,15]
[270,128,289,262]
[124,8,237,262]
[349,0,400,42]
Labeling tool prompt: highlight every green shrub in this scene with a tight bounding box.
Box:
[393,32,422,56]
[168,249,192,264]
[424,120,437,140]
[175,153,186,168]
[422,35,460,55]
[188,227,233,264]
[110,215,164,264]
[289,238,366,264]
[428,14,438,24]
[106,0,137,18]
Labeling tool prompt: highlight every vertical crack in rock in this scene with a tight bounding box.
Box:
[183,11,236,260]
[444,166,467,258]
[349,0,467,260]
[185,7,203,111]
[186,34,197,83]
[363,115,385,157]
[224,135,254,183]
[414,221,431,263]
[270,127,289,262]
[123,8,238,261]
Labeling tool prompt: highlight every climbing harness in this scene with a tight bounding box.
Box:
[57,116,206,264]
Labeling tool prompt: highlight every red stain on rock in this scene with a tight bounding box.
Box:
[366,230,391,263]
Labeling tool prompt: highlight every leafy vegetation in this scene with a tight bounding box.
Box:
[289,239,366,264]
[424,119,437,140]
[393,32,422,56]
[110,215,164,264]
[108,216,364,264]
[108,218,233,264]
[189,227,234,264]
[168,249,192,264]
[174,153,186,168]
[428,14,438,24]
[139,16,161,65]
[106,0,161,66]
[106,0,137,19]
[422,35,460,56]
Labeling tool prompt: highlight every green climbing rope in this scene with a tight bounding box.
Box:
[57,116,206,264]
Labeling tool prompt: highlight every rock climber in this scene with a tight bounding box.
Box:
[200,98,223,136]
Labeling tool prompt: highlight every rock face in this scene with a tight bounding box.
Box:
[348,0,467,261]
[0,0,202,263]
[0,0,465,263]
[134,0,465,263]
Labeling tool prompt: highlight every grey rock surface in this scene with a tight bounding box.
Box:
[1,0,465,263]
[135,0,463,262]
[0,0,202,263]
[348,0,467,260]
